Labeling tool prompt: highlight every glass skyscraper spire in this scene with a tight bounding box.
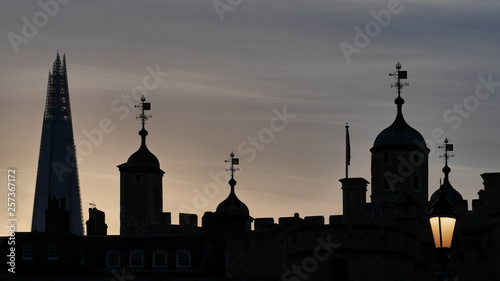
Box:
[31,52,83,235]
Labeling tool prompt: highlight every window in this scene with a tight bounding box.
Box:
[176,250,191,268]
[412,153,420,164]
[153,250,167,268]
[48,242,58,260]
[383,153,390,164]
[22,242,32,260]
[129,250,144,268]
[106,250,120,267]
[80,248,85,265]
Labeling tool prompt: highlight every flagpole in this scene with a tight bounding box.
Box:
[346,123,350,179]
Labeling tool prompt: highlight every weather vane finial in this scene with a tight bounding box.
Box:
[439,137,454,168]
[134,95,152,130]
[389,62,409,106]
[224,151,240,180]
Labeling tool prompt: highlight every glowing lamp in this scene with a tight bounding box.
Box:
[428,188,458,249]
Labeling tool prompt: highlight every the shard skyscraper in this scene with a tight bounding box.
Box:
[31,52,83,235]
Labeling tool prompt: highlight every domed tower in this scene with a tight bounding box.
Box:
[429,138,467,216]
[370,63,430,208]
[203,152,253,233]
[118,96,166,234]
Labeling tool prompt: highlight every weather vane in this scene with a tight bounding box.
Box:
[134,95,152,129]
[389,62,409,98]
[224,151,240,179]
[439,137,454,167]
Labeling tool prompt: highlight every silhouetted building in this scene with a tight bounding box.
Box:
[117,96,168,234]
[86,206,108,236]
[203,152,253,235]
[2,61,499,281]
[45,196,70,234]
[31,52,84,235]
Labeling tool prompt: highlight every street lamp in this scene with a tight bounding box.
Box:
[428,181,458,281]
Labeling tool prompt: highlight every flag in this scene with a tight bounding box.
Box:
[346,124,351,166]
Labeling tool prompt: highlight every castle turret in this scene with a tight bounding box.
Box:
[340,177,368,223]
[118,96,168,234]
[370,63,430,210]
[429,138,467,216]
[203,152,253,233]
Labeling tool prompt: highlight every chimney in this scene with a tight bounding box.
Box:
[45,196,70,234]
[86,207,108,236]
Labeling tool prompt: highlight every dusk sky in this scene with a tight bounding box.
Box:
[1,0,499,235]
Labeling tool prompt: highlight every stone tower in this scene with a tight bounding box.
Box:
[370,63,430,210]
[31,52,83,235]
[118,96,166,234]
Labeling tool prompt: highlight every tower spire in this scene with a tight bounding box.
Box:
[32,52,83,235]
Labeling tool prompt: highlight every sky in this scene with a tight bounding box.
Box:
[1,0,499,236]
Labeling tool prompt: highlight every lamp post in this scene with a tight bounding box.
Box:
[428,181,458,281]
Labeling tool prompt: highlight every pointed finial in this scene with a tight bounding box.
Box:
[225,151,240,188]
[389,62,409,107]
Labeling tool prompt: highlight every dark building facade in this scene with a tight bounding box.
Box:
[2,62,499,281]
